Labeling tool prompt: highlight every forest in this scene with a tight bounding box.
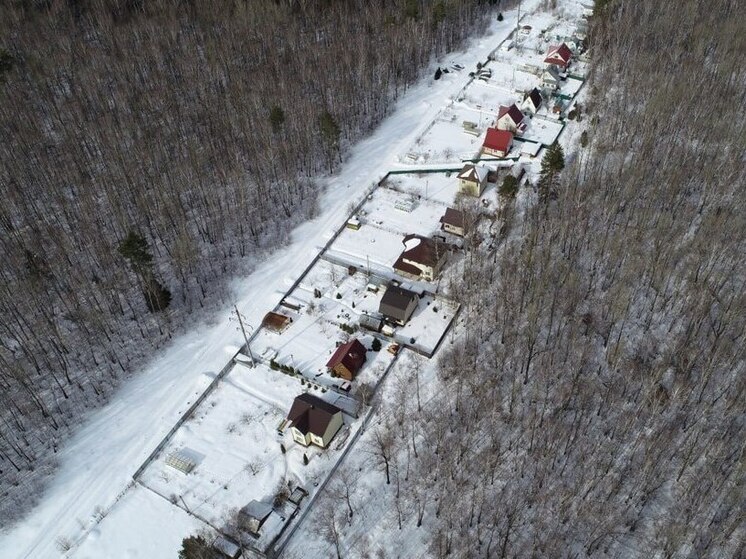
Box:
[301,0,745,556]
[0,0,498,523]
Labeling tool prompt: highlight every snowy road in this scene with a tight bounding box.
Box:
[0,10,528,559]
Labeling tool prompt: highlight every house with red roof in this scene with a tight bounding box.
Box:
[482,128,513,158]
[326,338,367,381]
[496,104,525,133]
[544,43,573,69]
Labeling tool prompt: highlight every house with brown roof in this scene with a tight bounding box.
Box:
[326,339,367,380]
[440,208,466,237]
[287,393,343,448]
[378,285,420,325]
[495,104,525,133]
[457,163,490,196]
[393,234,448,281]
[544,43,573,69]
[483,128,513,158]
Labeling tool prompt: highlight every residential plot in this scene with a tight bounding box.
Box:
[139,363,356,543]
[457,79,518,114]
[252,271,396,391]
[400,114,484,165]
[358,186,451,238]
[521,116,564,146]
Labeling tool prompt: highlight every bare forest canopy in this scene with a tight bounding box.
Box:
[0,0,501,524]
[380,0,743,556]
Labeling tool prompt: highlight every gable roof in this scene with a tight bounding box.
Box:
[287,393,341,437]
[326,339,366,374]
[457,163,489,184]
[240,500,273,522]
[497,104,524,125]
[544,43,572,66]
[380,285,419,312]
[399,234,448,268]
[440,207,465,229]
[483,128,513,153]
[525,88,542,109]
[543,66,561,81]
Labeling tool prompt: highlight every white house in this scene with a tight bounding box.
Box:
[521,88,543,114]
[542,66,561,90]
[496,104,525,133]
[457,163,490,196]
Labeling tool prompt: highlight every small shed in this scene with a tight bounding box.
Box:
[359,313,383,332]
[262,312,293,333]
[212,536,241,559]
[239,500,274,535]
[288,486,308,506]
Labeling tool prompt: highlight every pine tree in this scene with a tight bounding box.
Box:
[434,67,442,80]
[500,175,519,198]
[269,105,285,132]
[178,535,213,559]
[538,142,565,204]
[118,231,171,312]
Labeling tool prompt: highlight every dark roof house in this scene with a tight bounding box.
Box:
[440,208,466,237]
[522,88,543,113]
[496,104,525,131]
[393,234,449,281]
[238,500,273,535]
[378,285,420,325]
[326,339,367,380]
[287,393,344,447]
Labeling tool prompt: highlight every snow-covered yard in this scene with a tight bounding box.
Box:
[138,362,360,549]
[521,116,565,145]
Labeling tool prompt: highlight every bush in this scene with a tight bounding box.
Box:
[580,130,589,147]
[371,338,382,351]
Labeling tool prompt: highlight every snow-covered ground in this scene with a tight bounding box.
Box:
[138,363,356,542]
[0,6,531,559]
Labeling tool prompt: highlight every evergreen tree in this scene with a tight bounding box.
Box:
[500,175,519,198]
[434,67,442,80]
[371,338,382,351]
[118,231,171,312]
[269,105,285,132]
[178,535,214,559]
[538,142,565,204]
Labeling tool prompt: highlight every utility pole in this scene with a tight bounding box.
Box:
[232,305,255,367]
